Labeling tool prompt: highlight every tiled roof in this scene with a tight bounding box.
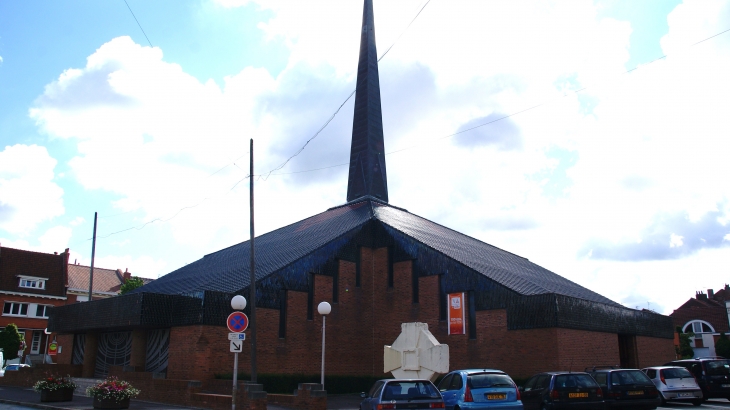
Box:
[135,199,620,306]
[67,264,123,293]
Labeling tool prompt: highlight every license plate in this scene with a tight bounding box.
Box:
[486,394,506,400]
[677,393,693,397]
[568,392,588,398]
[722,384,730,388]
[627,391,643,396]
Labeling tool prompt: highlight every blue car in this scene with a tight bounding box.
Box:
[438,369,523,410]
[360,379,445,410]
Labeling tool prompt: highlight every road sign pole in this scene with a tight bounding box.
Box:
[232,352,239,410]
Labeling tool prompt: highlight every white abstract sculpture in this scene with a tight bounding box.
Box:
[384,322,449,381]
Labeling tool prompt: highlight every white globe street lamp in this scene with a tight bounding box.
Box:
[231,295,247,311]
[231,295,247,410]
[317,301,331,388]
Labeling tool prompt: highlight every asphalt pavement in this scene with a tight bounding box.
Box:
[0,386,199,410]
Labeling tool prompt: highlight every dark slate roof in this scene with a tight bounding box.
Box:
[134,199,620,307]
[136,201,374,295]
[372,203,619,305]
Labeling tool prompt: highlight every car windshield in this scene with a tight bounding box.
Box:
[382,382,440,400]
[554,374,599,388]
[612,370,653,386]
[662,368,693,379]
[468,373,514,388]
[705,360,730,376]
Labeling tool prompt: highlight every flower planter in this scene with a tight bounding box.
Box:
[40,387,75,402]
[93,397,131,409]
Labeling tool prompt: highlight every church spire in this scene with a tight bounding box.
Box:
[346,0,388,203]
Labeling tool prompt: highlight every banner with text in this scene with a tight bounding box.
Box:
[447,292,465,335]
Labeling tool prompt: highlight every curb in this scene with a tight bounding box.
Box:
[0,398,76,410]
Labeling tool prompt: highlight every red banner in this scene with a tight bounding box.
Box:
[448,292,465,335]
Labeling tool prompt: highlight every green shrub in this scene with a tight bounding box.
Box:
[716,333,730,359]
[677,331,694,359]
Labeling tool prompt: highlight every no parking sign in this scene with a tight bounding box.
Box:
[227,311,249,333]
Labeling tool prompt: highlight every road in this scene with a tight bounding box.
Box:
[661,401,730,409]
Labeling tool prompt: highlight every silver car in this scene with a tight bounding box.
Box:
[641,366,702,406]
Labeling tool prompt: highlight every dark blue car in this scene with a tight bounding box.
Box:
[360,379,445,410]
[438,369,522,410]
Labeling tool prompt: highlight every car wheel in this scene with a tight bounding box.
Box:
[692,399,702,406]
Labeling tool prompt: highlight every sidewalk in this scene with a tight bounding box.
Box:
[0,386,200,410]
[0,386,362,410]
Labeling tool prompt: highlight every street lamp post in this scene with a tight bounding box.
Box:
[317,301,331,389]
[43,328,52,364]
[231,295,247,410]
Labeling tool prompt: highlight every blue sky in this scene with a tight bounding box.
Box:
[1,0,729,315]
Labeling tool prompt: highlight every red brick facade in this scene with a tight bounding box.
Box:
[66,245,675,382]
[0,246,69,357]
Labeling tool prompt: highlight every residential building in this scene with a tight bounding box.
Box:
[0,246,69,360]
[67,263,145,303]
[670,285,730,357]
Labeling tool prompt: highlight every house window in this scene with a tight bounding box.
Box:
[36,305,51,318]
[19,278,46,289]
[3,302,29,316]
[683,320,714,338]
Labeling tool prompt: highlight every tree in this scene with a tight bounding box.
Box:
[0,323,24,366]
[676,327,695,359]
[120,276,145,295]
[716,332,730,359]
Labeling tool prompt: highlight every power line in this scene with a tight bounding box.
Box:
[259,0,432,180]
[76,19,730,242]
[265,24,730,177]
[123,0,153,48]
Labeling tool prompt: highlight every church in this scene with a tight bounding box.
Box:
[49,0,674,382]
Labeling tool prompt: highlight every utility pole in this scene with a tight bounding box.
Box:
[249,138,257,383]
[88,212,97,302]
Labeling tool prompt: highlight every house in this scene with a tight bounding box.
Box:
[47,0,675,382]
[0,246,69,360]
[670,285,730,357]
[0,245,150,363]
[67,263,149,303]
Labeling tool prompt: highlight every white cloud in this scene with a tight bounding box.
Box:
[0,144,64,235]
[670,233,684,248]
[25,0,730,314]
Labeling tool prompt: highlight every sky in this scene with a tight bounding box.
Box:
[1,0,729,316]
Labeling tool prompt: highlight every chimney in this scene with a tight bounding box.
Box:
[708,289,715,299]
[696,291,708,300]
[123,268,131,282]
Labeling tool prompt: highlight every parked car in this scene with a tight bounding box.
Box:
[437,369,522,410]
[519,371,604,410]
[641,366,702,406]
[360,379,445,410]
[665,357,730,401]
[585,367,660,410]
[3,363,30,371]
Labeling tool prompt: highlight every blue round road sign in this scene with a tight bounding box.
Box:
[227,311,249,333]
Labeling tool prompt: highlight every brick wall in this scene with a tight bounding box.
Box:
[111,245,674,382]
[0,363,81,388]
[635,335,675,367]
[55,333,74,364]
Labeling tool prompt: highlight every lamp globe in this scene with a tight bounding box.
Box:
[317,301,331,315]
[231,295,247,311]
